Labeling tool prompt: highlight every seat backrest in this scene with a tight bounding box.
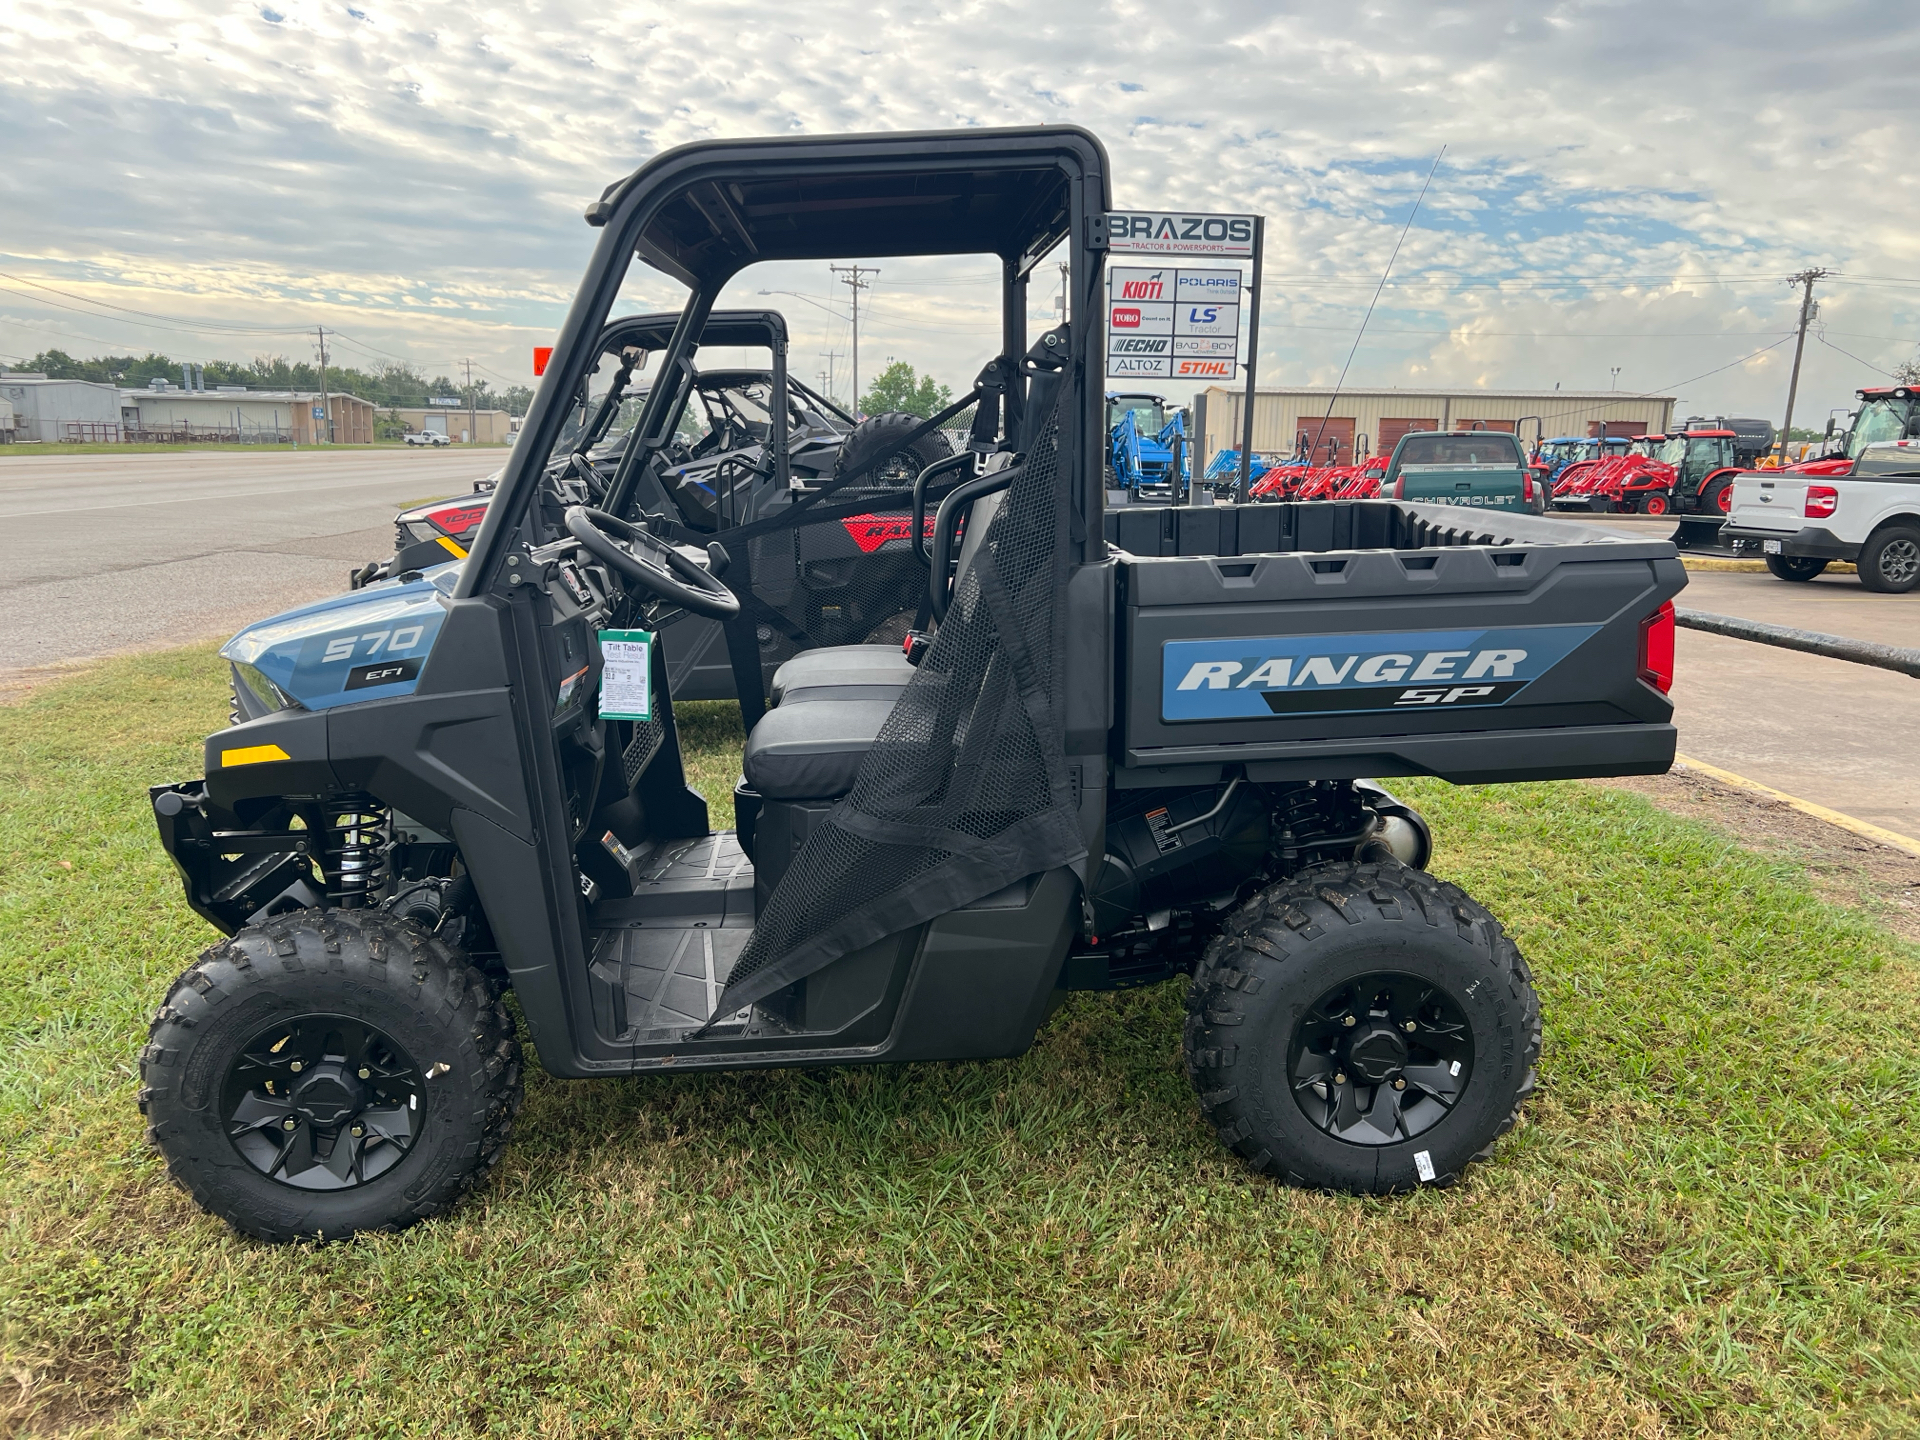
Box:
[951,489,1006,590]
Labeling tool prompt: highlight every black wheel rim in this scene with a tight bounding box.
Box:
[221,1014,425,1190]
[1288,972,1473,1146]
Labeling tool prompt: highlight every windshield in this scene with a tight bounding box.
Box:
[548,345,651,466]
[1628,437,1657,458]
[1656,436,1688,465]
[1848,398,1915,459]
[1108,397,1167,433]
[1396,434,1519,467]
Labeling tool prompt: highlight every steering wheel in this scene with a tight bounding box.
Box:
[562,506,740,619]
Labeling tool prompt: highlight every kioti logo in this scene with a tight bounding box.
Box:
[1120,274,1166,300]
[1112,307,1142,328]
[840,512,935,555]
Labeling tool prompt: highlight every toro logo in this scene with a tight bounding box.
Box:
[1112,307,1142,329]
[840,512,934,555]
[1119,274,1166,300]
[1161,624,1601,721]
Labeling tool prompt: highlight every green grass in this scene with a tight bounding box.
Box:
[2,649,1917,1437]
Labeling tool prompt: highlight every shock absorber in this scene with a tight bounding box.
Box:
[320,796,389,908]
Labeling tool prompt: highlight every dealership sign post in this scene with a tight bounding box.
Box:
[1104,210,1266,501]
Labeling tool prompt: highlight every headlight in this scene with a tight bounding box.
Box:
[230,662,301,721]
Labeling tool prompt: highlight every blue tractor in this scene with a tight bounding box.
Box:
[1106,392,1190,501]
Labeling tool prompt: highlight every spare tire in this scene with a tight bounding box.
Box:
[832,411,951,494]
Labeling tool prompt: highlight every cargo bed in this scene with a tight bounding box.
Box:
[1104,501,1685,788]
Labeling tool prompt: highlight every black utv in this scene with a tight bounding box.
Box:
[357,309,955,705]
[142,126,1685,1240]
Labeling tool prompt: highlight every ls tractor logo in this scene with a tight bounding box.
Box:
[1162,624,1601,721]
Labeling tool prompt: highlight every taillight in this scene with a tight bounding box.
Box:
[1805,485,1838,519]
[1522,469,1534,502]
[1391,475,1405,499]
[1638,601,1675,694]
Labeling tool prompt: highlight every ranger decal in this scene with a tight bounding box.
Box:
[1161,625,1601,721]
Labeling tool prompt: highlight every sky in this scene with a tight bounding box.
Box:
[2,0,1917,423]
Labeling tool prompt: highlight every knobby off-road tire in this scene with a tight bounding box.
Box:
[1857,524,1920,594]
[833,411,952,492]
[1184,861,1541,1194]
[139,909,523,1242]
[1765,554,1828,582]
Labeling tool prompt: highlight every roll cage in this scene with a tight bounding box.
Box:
[459,127,1109,601]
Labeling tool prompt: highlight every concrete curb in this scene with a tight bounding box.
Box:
[1673,752,1920,858]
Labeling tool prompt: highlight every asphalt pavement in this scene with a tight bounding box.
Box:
[5,453,1914,839]
[0,447,489,696]
[1556,511,1920,839]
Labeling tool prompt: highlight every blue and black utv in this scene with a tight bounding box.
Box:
[141,126,1686,1241]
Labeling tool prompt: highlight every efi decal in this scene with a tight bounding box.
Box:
[1162,625,1602,722]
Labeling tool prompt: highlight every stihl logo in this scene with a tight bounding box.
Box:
[1119,276,1165,299]
[1176,359,1234,376]
[1112,307,1142,328]
[840,513,935,554]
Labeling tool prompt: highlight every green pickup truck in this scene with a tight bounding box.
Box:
[1385,430,1540,513]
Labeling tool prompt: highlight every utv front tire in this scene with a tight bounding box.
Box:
[1185,861,1540,1194]
[139,909,522,1242]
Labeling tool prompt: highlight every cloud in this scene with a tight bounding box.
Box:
[0,0,1914,416]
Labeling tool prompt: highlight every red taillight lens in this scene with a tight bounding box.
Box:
[1522,469,1534,502]
[1805,484,1838,519]
[1391,476,1405,499]
[1638,601,1675,694]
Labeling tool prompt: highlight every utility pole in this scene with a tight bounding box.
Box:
[1056,262,1070,325]
[314,326,332,443]
[1610,366,1621,390]
[462,357,476,445]
[1779,268,1832,466]
[828,265,877,416]
[818,349,842,410]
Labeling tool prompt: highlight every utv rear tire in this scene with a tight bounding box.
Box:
[138,909,522,1242]
[833,411,951,492]
[1184,861,1540,1194]
[1765,554,1828,582]
[1857,524,1920,593]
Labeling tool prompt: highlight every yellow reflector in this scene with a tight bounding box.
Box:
[436,535,468,558]
[221,744,291,767]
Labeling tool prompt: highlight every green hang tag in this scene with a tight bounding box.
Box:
[596,629,654,721]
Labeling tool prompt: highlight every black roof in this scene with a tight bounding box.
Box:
[599,309,787,353]
[588,127,1106,286]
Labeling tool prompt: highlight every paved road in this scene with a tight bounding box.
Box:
[1552,511,1919,836]
[0,448,490,695]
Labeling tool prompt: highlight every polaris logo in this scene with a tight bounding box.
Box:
[1161,625,1601,722]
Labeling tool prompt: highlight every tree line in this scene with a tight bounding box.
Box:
[12,348,535,417]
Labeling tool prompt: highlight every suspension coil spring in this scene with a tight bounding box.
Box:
[320,796,389,908]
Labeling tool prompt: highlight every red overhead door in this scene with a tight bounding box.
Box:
[1587,419,1647,438]
[1456,418,1516,433]
[1378,417,1438,453]
[1295,416,1355,462]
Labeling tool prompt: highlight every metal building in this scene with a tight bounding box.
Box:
[0,374,123,442]
[1198,385,1677,465]
[119,383,375,444]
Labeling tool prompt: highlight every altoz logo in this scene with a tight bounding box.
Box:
[1112,337,1170,355]
[1112,307,1142,328]
[1161,625,1600,721]
[1118,273,1166,300]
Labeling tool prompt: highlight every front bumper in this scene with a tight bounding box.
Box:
[1720,524,1858,562]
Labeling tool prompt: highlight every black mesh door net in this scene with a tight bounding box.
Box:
[712,399,1087,1019]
